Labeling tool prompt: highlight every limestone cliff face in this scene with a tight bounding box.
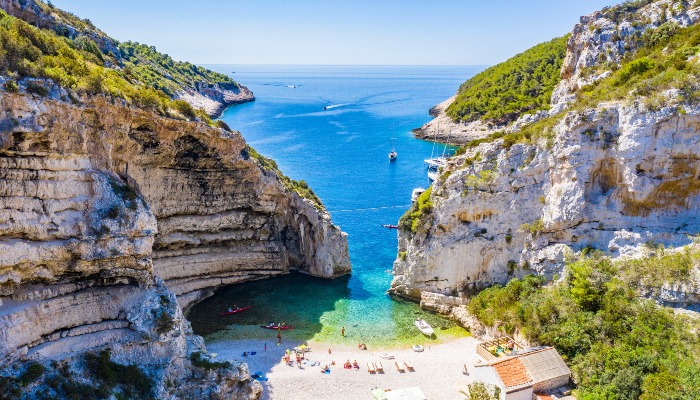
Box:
[551,0,700,112]
[0,90,349,397]
[391,0,700,301]
[392,102,700,299]
[177,82,255,119]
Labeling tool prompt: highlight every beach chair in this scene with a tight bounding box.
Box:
[375,361,384,373]
[367,362,376,373]
[404,361,414,372]
[395,361,405,372]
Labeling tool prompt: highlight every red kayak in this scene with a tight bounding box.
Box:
[219,306,251,316]
[260,324,295,330]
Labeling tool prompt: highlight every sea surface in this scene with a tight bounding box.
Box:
[188,65,483,347]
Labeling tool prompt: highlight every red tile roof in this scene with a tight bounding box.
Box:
[534,393,554,400]
[492,357,533,388]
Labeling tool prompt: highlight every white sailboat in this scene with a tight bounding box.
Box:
[425,124,452,181]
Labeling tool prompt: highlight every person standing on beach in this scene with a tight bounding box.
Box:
[341,326,345,337]
[277,331,282,345]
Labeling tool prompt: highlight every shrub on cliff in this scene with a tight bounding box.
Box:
[84,349,154,399]
[0,6,241,128]
[446,35,568,126]
[399,187,434,234]
[466,252,700,399]
[189,351,232,370]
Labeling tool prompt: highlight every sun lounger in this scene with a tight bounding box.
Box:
[395,361,405,372]
[367,362,376,373]
[404,361,414,371]
[375,361,384,372]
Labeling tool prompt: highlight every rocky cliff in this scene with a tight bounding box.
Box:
[391,0,700,303]
[0,1,349,397]
[0,86,349,396]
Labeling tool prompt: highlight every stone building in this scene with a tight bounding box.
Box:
[474,347,571,400]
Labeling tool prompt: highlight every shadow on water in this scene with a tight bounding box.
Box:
[188,272,351,342]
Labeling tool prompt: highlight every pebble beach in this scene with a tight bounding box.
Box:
[207,336,489,400]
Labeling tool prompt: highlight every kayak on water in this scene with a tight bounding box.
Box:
[219,306,251,316]
[260,323,294,330]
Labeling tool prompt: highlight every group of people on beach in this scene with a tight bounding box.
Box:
[343,360,360,369]
[283,348,306,368]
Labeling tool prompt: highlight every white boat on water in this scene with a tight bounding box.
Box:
[411,188,425,203]
[388,149,397,161]
[414,318,434,336]
[424,123,452,180]
[424,157,446,170]
[427,170,438,182]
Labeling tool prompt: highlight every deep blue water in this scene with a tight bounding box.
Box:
[189,65,482,345]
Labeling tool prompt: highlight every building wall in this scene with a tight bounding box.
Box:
[505,387,533,400]
[532,375,570,393]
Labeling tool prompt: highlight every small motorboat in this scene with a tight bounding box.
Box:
[219,306,251,316]
[412,344,424,352]
[388,149,397,161]
[260,323,295,330]
[411,188,425,203]
[414,318,434,336]
[382,224,399,229]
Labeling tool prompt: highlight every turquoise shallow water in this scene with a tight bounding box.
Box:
[187,65,482,347]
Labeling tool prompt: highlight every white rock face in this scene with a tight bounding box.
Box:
[392,0,700,305]
[0,91,349,398]
[551,0,700,112]
[412,95,499,144]
[391,102,700,300]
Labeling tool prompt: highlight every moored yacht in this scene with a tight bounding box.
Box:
[388,149,397,161]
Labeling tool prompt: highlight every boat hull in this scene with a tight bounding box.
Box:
[260,325,295,330]
[414,319,434,336]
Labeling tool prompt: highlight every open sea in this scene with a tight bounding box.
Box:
[188,65,483,347]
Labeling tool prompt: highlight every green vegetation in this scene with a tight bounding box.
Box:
[0,376,20,399]
[108,178,139,210]
[84,349,154,399]
[619,245,700,290]
[446,36,568,125]
[450,6,700,156]
[398,187,433,233]
[119,41,237,98]
[464,169,497,192]
[0,9,172,111]
[467,252,700,399]
[519,218,545,236]
[19,362,45,387]
[245,145,325,210]
[576,21,700,111]
[0,6,240,128]
[466,382,499,400]
[189,351,232,370]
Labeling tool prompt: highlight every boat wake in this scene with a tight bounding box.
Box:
[323,103,351,110]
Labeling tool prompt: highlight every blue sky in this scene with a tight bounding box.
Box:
[50,0,620,65]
